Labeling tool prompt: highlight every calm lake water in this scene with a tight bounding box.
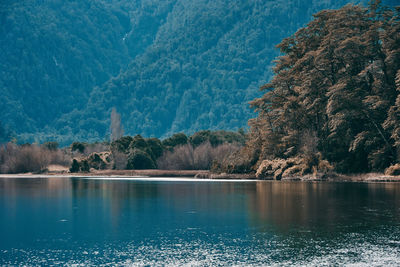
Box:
[0,177,400,266]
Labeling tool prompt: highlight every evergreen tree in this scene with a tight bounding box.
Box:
[249,1,400,173]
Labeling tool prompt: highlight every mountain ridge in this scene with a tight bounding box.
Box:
[2,0,396,145]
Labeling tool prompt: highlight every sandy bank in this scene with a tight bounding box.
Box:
[0,169,399,182]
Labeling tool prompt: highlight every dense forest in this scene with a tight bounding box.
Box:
[3,0,397,145]
[221,1,400,177]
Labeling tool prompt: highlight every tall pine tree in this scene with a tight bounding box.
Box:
[249,1,400,173]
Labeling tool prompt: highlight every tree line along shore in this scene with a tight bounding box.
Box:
[0,127,399,181]
[1,1,399,181]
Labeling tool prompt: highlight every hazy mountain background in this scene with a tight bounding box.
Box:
[1,0,397,145]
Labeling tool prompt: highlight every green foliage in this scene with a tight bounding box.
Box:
[162,133,189,150]
[3,0,381,145]
[129,135,148,150]
[69,158,90,172]
[146,138,164,161]
[71,142,86,154]
[1,0,131,138]
[70,152,111,172]
[111,136,133,153]
[80,160,90,172]
[107,130,244,170]
[87,153,107,170]
[190,131,216,147]
[0,122,14,144]
[126,149,156,170]
[70,159,80,173]
[42,142,59,151]
[190,130,246,147]
[249,1,400,173]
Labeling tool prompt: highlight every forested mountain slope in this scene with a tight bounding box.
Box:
[1,0,396,144]
[1,0,130,132]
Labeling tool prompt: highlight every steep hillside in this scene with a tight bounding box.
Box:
[56,0,372,144]
[2,0,395,144]
[0,0,130,132]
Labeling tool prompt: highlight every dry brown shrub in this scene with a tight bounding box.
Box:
[0,143,71,174]
[256,155,332,180]
[0,143,48,173]
[193,142,213,169]
[157,144,194,170]
[317,158,334,174]
[47,149,71,166]
[112,151,128,170]
[215,144,258,174]
[282,164,307,178]
[256,158,295,179]
[157,142,240,170]
[385,163,400,176]
[211,143,241,160]
[256,159,286,179]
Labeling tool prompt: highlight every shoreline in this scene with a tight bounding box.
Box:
[0,169,399,182]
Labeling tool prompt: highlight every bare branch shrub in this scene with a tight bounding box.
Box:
[211,143,241,160]
[113,151,128,170]
[48,150,70,166]
[157,142,241,170]
[0,143,71,174]
[193,142,213,169]
[157,144,194,170]
[0,143,48,173]
[110,108,123,142]
[84,142,110,155]
[385,163,400,176]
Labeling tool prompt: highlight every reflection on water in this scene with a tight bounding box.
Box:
[249,181,400,231]
[0,178,400,265]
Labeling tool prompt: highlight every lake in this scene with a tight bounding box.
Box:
[1,177,400,266]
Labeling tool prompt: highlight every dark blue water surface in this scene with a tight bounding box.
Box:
[1,177,400,266]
